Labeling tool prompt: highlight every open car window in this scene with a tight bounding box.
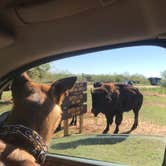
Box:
[0,46,166,166]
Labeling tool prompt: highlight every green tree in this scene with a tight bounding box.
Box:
[161,70,166,80]
[27,63,51,82]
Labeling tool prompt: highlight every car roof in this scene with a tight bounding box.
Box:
[0,0,166,79]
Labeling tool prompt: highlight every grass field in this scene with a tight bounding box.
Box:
[0,86,166,166]
[139,87,166,126]
[0,91,12,114]
[49,85,166,166]
[1,86,166,127]
[49,135,166,166]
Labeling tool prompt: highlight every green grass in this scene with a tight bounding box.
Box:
[139,86,166,95]
[1,86,166,126]
[2,91,12,100]
[137,92,166,125]
[0,91,12,114]
[141,105,166,125]
[143,95,166,103]
[49,135,166,166]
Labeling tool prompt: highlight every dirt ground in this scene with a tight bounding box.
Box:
[63,112,166,136]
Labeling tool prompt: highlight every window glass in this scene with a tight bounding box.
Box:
[0,46,166,166]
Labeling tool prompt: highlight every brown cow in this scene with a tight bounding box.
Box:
[0,73,76,166]
[91,83,143,134]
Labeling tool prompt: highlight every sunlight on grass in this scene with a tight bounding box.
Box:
[49,135,165,166]
[143,95,166,104]
[0,91,12,114]
[141,108,166,125]
[140,87,166,95]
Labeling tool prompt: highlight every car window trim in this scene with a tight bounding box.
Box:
[45,153,128,166]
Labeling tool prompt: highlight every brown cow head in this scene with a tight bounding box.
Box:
[7,72,76,144]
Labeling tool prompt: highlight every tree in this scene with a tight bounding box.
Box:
[27,63,51,82]
[161,70,166,80]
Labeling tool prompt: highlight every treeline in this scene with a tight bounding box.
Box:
[77,73,149,84]
[27,64,150,85]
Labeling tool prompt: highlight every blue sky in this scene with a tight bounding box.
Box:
[50,46,166,77]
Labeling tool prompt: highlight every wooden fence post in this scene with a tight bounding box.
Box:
[64,119,69,136]
[79,114,83,133]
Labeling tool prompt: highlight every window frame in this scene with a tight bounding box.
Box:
[0,39,166,166]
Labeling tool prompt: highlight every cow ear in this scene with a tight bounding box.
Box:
[50,77,77,103]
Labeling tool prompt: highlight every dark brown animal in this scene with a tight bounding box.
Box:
[0,73,76,166]
[91,83,143,134]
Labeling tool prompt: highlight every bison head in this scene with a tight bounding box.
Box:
[91,87,112,117]
[93,82,102,88]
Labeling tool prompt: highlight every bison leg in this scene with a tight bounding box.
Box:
[131,94,143,130]
[114,113,123,134]
[131,109,139,130]
[70,115,77,126]
[103,116,113,134]
[74,115,77,125]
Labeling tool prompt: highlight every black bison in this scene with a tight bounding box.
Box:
[91,83,143,134]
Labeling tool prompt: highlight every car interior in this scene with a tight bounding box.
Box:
[0,0,166,166]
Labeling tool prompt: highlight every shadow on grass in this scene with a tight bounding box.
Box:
[51,134,129,150]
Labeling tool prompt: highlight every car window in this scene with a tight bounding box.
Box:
[0,46,165,166]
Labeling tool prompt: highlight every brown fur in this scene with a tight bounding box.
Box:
[91,83,143,134]
[0,73,76,166]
